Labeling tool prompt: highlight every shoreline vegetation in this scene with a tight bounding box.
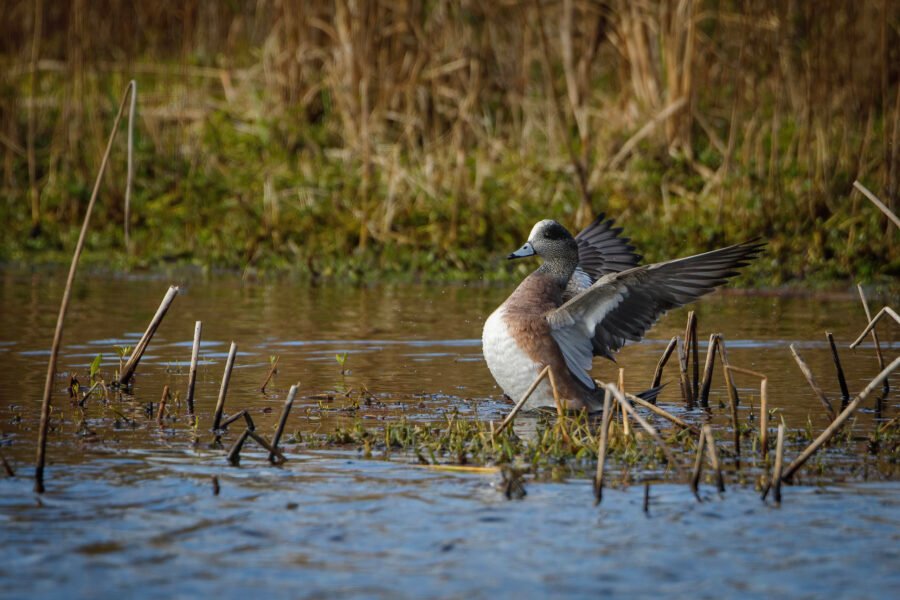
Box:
[1,1,898,286]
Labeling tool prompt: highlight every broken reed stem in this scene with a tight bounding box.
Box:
[34,81,136,494]
[643,482,650,514]
[825,332,851,402]
[760,379,768,459]
[546,368,572,445]
[494,365,550,436]
[773,423,785,504]
[690,429,706,499]
[789,344,836,421]
[651,336,678,390]
[0,449,14,477]
[78,382,101,407]
[156,385,169,423]
[618,368,630,437]
[247,431,286,464]
[124,80,137,252]
[242,411,256,431]
[212,342,238,431]
[593,388,613,505]
[716,337,741,458]
[185,321,202,416]
[219,410,247,431]
[624,391,700,436]
[269,384,298,463]
[259,355,280,392]
[849,306,900,349]
[724,366,768,458]
[853,180,900,229]
[698,333,719,406]
[226,428,251,466]
[781,356,900,482]
[717,335,740,406]
[608,386,685,478]
[856,285,888,394]
[118,285,180,386]
[703,424,725,493]
[676,336,693,406]
[684,311,699,400]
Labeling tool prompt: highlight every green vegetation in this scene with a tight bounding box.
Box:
[1,2,897,284]
[289,409,900,486]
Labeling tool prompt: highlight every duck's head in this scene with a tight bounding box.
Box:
[508,219,578,263]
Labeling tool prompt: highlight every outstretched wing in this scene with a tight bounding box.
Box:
[547,240,764,389]
[575,213,642,279]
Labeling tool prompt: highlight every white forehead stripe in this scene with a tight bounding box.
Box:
[528,219,556,240]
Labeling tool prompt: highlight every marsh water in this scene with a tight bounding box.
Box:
[0,268,897,598]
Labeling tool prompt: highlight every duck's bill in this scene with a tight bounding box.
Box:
[507,242,535,260]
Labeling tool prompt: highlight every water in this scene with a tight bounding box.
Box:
[0,267,897,598]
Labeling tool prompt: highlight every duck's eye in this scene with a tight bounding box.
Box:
[543,225,567,240]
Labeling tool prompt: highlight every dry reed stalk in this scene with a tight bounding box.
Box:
[702,425,725,493]
[825,332,851,402]
[856,285,888,394]
[247,431,286,464]
[676,336,693,406]
[592,97,688,179]
[118,285,180,387]
[124,81,136,251]
[772,423,785,504]
[532,0,592,226]
[156,385,169,423]
[853,180,900,229]
[687,312,699,400]
[643,482,650,514]
[716,335,740,405]
[546,367,572,445]
[689,429,705,499]
[849,306,900,349]
[26,0,42,236]
[34,81,137,494]
[618,368,630,437]
[651,336,678,391]
[494,365,550,436]
[724,366,769,458]
[211,475,220,496]
[242,411,256,431]
[877,415,898,434]
[212,342,238,432]
[219,410,248,431]
[593,388,613,505]
[722,374,741,459]
[185,321,202,416]
[624,391,700,436]
[608,385,684,478]
[269,384,298,463]
[782,356,900,482]
[789,344,836,421]
[698,333,718,406]
[226,428,251,466]
[77,382,101,407]
[259,355,280,393]
[0,448,14,477]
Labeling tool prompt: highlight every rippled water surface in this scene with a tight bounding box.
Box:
[0,268,897,598]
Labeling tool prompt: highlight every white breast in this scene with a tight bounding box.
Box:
[482,306,557,409]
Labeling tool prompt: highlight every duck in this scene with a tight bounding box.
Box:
[482,214,763,411]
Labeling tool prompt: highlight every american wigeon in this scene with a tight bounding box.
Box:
[482,215,763,411]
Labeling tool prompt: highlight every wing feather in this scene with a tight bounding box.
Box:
[548,240,763,384]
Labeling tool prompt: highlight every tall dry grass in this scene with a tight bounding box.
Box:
[0,0,897,280]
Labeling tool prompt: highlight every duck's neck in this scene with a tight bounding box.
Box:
[536,257,576,287]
